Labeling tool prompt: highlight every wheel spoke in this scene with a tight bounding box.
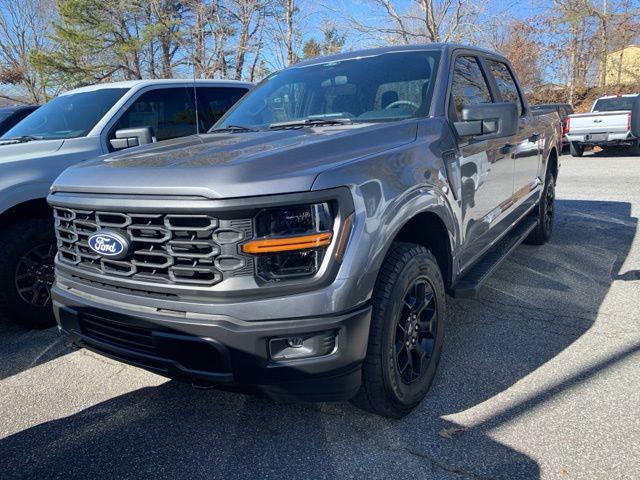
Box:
[412,281,429,316]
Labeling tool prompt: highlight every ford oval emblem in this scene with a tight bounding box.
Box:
[88,231,130,259]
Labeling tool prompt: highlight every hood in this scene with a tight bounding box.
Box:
[52,122,417,199]
[0,139,65,162]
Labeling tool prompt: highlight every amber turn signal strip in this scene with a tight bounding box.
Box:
[242,232,333,254]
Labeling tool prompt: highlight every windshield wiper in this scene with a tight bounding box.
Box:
[209,125,259,133]
[269,118,353,130]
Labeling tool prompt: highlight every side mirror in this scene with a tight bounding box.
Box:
[109,127,153,150]
[631,95,640,138]
[454,102,518,140]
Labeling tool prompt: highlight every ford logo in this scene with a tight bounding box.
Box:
[88,231,130,259]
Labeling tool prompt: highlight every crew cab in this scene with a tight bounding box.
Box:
[565,94,640,156]
[0,79,251,327]
[49,45,562,417]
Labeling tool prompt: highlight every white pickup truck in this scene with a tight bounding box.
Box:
[565,94,639,157]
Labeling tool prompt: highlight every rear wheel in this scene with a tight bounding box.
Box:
[629,139,640,156]
[0,218,56,328]
[525,170,555,245]
[352,242,445,418]
[570,142,584,157]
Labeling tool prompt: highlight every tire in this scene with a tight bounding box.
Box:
[629,139,640,156]
[352,242,446,418]
[0,218,56,328]
[570,142,584,157]
[525,170,555,245]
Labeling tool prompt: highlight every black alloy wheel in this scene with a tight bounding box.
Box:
[542,175,555,238]
[15,242,56,308]
[395,278,438,384]
[0,218,57,328]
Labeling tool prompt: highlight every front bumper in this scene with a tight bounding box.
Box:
[53,285,371,402]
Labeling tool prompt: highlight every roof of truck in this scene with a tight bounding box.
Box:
[294,43,508,68]
[596,94,639,100]
[61,79,253,96]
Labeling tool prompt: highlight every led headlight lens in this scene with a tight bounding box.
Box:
[243,203,334,281]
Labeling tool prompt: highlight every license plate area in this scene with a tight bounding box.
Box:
[586,133,607,142]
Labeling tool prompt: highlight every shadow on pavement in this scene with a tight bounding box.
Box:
[0,199,637,479]
[0,316,70,382]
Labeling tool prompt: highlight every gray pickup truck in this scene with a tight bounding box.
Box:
[0,79,251,327]
[49,44,562,417]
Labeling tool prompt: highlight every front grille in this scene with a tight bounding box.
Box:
[54,207,254,286]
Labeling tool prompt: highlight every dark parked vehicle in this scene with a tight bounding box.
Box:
[531,103,573,150]
[49,44,562,417]
[0,105,39,137]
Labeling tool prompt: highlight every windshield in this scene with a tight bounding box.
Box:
[592,96,638,112]
[0,111,12,122]
[214,50,440,130]
[1,88,129,140]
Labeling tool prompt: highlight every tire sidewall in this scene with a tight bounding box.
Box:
[541,174,555,241]
[379,250,446,411]
[0,219,55,326]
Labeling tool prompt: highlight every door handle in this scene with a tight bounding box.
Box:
[529,133,540,142]
[500,143,515,155]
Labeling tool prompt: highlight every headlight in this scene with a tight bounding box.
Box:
[242,203,334,281]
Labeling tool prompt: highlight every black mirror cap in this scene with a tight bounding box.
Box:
[631,95,640,138]
[456,102,518,139]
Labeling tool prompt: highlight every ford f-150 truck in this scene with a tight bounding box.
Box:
[0,79,251,328]
[49,44,563,417]
[565,93,640,156]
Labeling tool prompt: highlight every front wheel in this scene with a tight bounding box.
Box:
[629,139,640,156]
[0,218,56,328]
[352,243,445,418]
[570,142,584,157]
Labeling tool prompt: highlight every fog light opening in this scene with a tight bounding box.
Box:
[270,330,337,361]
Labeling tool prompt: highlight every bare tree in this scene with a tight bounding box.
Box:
[0,0,57,103]
[345,0,483,45]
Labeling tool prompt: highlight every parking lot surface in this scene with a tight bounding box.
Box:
[1,153,639,480]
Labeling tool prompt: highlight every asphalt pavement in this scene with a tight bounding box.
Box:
[1,152,639,480]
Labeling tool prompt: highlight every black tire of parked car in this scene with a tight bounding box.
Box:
[0,218,56,328]
[352,242,445,418]
[525,170,556,245]
[630,139,640,156]
[570,141,584,157]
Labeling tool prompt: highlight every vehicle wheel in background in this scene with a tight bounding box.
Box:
[0,218,56,328]
[570,142,584,157]
[525,170,555,245]
[352,242,445,418]
[629,139,640,156]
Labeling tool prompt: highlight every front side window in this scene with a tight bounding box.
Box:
[450,56,493,120]
[487,60,523,116]
[197,87,249,131]
[214,50,441,129]
[1,88,128,140]
[112,88,196,142]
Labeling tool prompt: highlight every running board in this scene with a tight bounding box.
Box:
[451,218,537,298]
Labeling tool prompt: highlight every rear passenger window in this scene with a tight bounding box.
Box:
[450,56,492,120]
[487,60,523,116]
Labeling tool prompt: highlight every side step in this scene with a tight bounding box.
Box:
[451,218,537,298]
